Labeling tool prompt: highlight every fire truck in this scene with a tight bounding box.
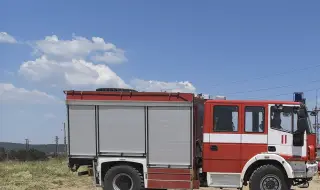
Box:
[64,88,318,190]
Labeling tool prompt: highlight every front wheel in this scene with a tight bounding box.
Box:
[249,165,288,190]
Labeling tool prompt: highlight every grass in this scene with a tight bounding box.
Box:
[0,158,94,190]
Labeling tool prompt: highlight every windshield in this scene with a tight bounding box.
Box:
[270,105,314,134]
[307,115,315,134]
[306,106,316,134]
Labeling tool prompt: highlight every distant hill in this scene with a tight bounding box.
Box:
[0,142,66,153]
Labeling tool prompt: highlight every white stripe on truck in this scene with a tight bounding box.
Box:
[203,133,268,144]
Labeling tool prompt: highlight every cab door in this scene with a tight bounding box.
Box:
[240,104,268,169]
[267,104,307,160]
[202,102,243,187]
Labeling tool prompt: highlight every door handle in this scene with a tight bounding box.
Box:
[268,146,276,152]
[210,145,218,151]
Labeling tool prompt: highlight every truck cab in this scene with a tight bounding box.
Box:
[202,95,317,189]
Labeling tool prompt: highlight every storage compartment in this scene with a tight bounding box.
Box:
[68,105,96,157]
[98,106,146,155]
[148,106,192,167]
[65,90,197,169]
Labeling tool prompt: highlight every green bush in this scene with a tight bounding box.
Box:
[0,147,48,162]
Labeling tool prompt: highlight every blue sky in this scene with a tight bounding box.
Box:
[0,1,320,143]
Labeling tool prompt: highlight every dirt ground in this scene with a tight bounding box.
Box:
[56,178,320,190]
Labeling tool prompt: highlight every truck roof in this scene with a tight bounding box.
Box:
[64,90,195,102]
[206,99,301,105]
[64,90,301,105]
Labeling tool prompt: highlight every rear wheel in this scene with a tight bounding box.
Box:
[249,165,288,190]
[103,165,144,190]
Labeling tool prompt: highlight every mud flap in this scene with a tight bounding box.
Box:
[92,161,100,187]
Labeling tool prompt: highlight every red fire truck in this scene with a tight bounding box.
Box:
[65,88,318,190]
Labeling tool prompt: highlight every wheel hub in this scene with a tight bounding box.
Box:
[260,174,281,190]
[112,173,133,190]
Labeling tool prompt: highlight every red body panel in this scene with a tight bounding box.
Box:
[203,143,241,173]
[202,101,270,173]
[147,168,199,189]
[241,144,268,163]
[307,134,317,161]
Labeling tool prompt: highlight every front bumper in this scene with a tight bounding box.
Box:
[289,161,318,179]
[306,162,318,178]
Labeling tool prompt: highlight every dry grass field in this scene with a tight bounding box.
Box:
[1,158,320,190]
[0,158,94,190]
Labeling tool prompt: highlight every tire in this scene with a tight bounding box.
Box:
[249,165,288,190]
[103,165,144,190]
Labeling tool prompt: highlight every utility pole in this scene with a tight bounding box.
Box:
[55,136,59,157]
[316,89,319,146]
[316,89,318,146]
[63,122,67,156]
[0,91,5,142]
[310,89,320,146]
[25,138,30,150]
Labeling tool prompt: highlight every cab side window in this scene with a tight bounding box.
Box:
[213,105,238,132]
[245,106,265,133]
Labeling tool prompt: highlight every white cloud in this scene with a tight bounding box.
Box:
[19,34,197,94]
[33,34,127,64]
[130,79,196,93]
[1,33,200,144]
[91,50,128,64]
[0,83,58,104]
[0,32,17,44]
[19,55,129,88]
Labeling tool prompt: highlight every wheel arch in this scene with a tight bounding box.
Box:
[240,154,294,186]
[97,157,147,187]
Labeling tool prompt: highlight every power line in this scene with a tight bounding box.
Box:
[272,88,319,98]
[243,88,319,100]
[225,78,320,96]
[210,63,320,89]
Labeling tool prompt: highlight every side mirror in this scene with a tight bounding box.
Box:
[310,111,317,116]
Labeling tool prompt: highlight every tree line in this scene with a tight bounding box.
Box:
[0,147,49,161]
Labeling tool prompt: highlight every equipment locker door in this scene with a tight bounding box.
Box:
[203,102,243,187]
